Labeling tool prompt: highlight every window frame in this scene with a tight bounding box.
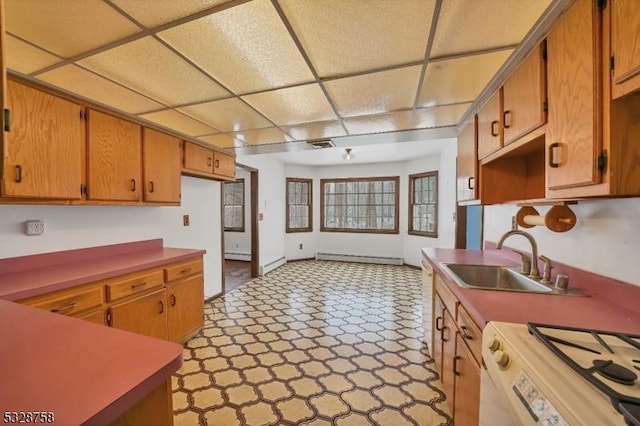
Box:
[408,171,438,238]
[320,176,400,234]
[223,178,245,232]
[286,177,313,233]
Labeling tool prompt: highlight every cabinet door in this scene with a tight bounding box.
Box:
[477,90,502,159]
[213,151,235,179]
[547,0,601,190]
[611,0,640,99]
[87,109,142,201]
[457,119,477,201]
[3,80,84,199]
[109,288,168,340]
[167,274,204,342]
[183,142,214,174]
[142,128,181,203]
[503,44,547,145]
[441,308,456,412]
[453,333,480,426]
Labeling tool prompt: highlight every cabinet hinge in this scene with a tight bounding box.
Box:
[79,109,88,121]
[80,184,87,195]
[610,56,615,71]
[597,150,608,174]
[106,311,112,326]
[543,99,548,113]
[596,0,607,10]
[3,109,11,132]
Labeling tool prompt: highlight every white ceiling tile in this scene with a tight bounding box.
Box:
[110,0,231,28]
[325,66,422,117]
[79,36,229,106]
[4,35,62,74]
[231,127,294,146]
[279,0,436,77]
[431,0,552,57]
[242,84,337,126]
[179,98,272,132]
[419,50,513,107]
[281,120,347,141]
[343,103,471,135]
[198,134,245,149]
[38,64,164,115]
[140,110,219,136]
[158,0,315,94]
[5,0,141,58]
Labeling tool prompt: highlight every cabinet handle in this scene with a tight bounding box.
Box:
[441,325,450,342]
[467,177,474,190]
[215,159,220,168]
[149,181,154,193]
[490,120,499,136]
[158,300,164,314]
[170,294,177,306]
[4,108,11,132]
[131,179,136,191]
[435,316,443,331]
[52,302,76,313]
[131,281,147,290]
[207,157,212,167]
[460,325,473,340]
[180,267,192,275]
[503,110,512,129]
[453,355,462,376]
[549,142,561,168]
[15,165,22,183]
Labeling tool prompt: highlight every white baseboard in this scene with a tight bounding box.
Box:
[315,252,404,266]
[259,257,286,275]
[225,252,251,261]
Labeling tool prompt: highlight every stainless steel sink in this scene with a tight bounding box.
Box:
[440,263,553,293]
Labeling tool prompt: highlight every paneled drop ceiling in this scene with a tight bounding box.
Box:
[4,0,552,154]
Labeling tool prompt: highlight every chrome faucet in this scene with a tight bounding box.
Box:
[496,229,540,279]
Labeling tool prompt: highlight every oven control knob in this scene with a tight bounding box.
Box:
[487,337,502,352]
[493,350,510,370]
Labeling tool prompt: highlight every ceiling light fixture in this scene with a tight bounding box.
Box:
[343,148,354,161]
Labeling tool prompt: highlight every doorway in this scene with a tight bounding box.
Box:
[221,164,259,293]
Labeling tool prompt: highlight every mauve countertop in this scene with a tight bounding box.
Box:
[423,248,640,334]
[0,239,205,301]
[0,300,183,425]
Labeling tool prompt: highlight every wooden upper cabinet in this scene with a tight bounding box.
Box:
[476,90,502,159]
[213,151,235,179]
[610,0,640,99]
[503,43,547,145]
[457,118,477,202]
[87,110,142,201]
[142,128,181,204]
[2,80,84,199]
[183,142,214,174]
[546,0,601,191]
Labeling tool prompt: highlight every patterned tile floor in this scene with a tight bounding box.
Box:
[172,260,452,425]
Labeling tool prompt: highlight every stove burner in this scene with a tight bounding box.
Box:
[593,360,638,386]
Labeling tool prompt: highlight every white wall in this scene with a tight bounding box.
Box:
[224,168,252,260]
[484,198,640,286]
[236,155,286,272]
[0,176,224,297]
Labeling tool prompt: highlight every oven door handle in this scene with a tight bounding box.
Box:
[453,355,462,376]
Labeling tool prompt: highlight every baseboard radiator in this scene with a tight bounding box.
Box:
[259,257,286,276]
[315,252,404,266]
[224,251,251,262]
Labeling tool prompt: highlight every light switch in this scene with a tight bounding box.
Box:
[259,213,264,221]
[183,215,190,226]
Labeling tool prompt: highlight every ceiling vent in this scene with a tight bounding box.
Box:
[307,139,335,149]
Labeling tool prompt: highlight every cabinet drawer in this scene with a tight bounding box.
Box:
[457,304,483,364]
[76,308,105,325]
[23,284,103,316]
[164,258,203,282]
[435,275,458,317]
[105,269,164,302]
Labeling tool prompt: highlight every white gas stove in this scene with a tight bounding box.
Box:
[482,321,640,426]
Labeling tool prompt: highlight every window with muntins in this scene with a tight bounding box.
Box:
[409,171,438,237]
[224,179,244,232]
[320,176,399,234]
[286,178,313,233]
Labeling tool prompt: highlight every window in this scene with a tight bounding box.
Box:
[321,176,399,234]
[286,178,313,233]
[409,171,438,237]
[223,179,244,232]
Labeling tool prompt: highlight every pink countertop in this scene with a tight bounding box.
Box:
[0,300,183,425]
[0,239,205,301]
[423,248,640,334]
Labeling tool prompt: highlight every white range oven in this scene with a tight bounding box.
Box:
[481,321,640,426]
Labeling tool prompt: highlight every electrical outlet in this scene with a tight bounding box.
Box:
[24,220,44,236]
[183,215,190,226]
[259,213,264,221]
[299,243,303,250]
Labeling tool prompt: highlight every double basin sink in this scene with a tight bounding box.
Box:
[439,263,585,296]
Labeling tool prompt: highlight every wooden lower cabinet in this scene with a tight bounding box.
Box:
[111,379,173,426]
[167,274,204,342]
[108,288,168,340]
[440,308,457,409]
[453,332,481,426]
